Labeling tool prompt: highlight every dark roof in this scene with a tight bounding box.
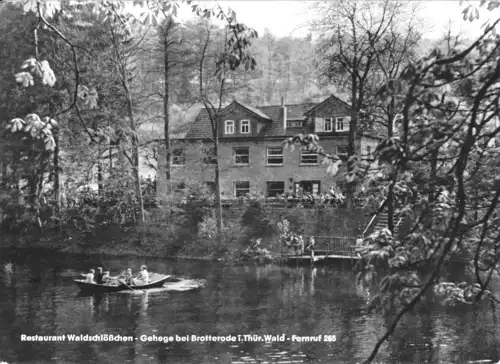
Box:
[305,94,351,115]
[258,103,318,137]
[236,101,272,121]
[259,103,317,121]
[184,108,214,139]
[183,96,359,140]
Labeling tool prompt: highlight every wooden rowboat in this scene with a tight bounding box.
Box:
[74,273,178,293]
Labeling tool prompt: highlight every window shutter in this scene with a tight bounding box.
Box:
[314,117,324,132]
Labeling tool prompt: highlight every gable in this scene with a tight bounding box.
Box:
[219,102,268,137]
[306,95,351,117]
[220,101,271,121]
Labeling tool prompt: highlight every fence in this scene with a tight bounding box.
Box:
[308,235,357,255]
[172,197,366,210]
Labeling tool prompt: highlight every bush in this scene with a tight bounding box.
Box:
[238,237,273,264]
[178,211,239,259]
[240,196,275,239]
[177,183,215,234]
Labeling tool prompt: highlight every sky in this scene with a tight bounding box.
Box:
[173,1,497,40]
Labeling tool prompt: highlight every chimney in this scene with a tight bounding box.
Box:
[281,97,287,129]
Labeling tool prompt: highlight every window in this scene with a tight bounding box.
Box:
[175,181,186,191]
[240,120,250,134]
[294,181,321,195]
[300,149,318,165]
[234,147,249,165]
[203,147,217,165]
[337,146,348,156]
[336,117,345,131]
[287,120,303,128]
[324,118,333,132]
[267,147,283,165]
[266,181,285,197]
[172,148,185,165]
[234,181,250,197]
[225,120,235,134]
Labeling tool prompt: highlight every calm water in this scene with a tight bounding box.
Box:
[0,249,499,364]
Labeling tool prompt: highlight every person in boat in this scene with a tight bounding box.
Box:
[131,265,149,286]
[104,270,123,287]
[95,267,104,284]
[116,268,133,285]
[102,271,111,284]
[82,269,95,283]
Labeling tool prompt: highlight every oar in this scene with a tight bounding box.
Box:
[116,279,144,293]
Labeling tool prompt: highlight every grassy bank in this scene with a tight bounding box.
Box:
[0,203,370,262]
[0,223,217,260]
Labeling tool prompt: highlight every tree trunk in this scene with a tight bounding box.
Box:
[35,161,45,228]
[387,103,395,234]
[429,148,439,203]
[97,160,103,195]
[49,101,61,212]
[163,33,171,195]
[53,128,61,210]
[125,94,145,224]
[424,147,440,229]
[213,137,223,238]
[132,146,144,223]
[387,183,395,233]
[108,143,113,176]
[347,84,358,210]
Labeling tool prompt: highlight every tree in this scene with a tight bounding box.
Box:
[104,17,152,223]
[0,2,97,225]
[158,17,180,194]
[363,3,422,232]
[137,10,197,194]
[195,16,258,237]
[7,0,258,229]
[354,1,500,362]
[246,30,321,105]
[314,0,415,209]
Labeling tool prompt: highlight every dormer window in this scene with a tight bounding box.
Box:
[286,120,303,128]
[322,117,349,132]
[240,120,250,134]
[324,118,333,132]
[336,117,345,131]
[225,120,235,134]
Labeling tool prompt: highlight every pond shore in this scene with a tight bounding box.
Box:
[0,229,279,264]
[0,235,223,261]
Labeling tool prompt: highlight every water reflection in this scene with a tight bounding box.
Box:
[4,262,13,287]
[310,267,317,296]
[0,251,499,363]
